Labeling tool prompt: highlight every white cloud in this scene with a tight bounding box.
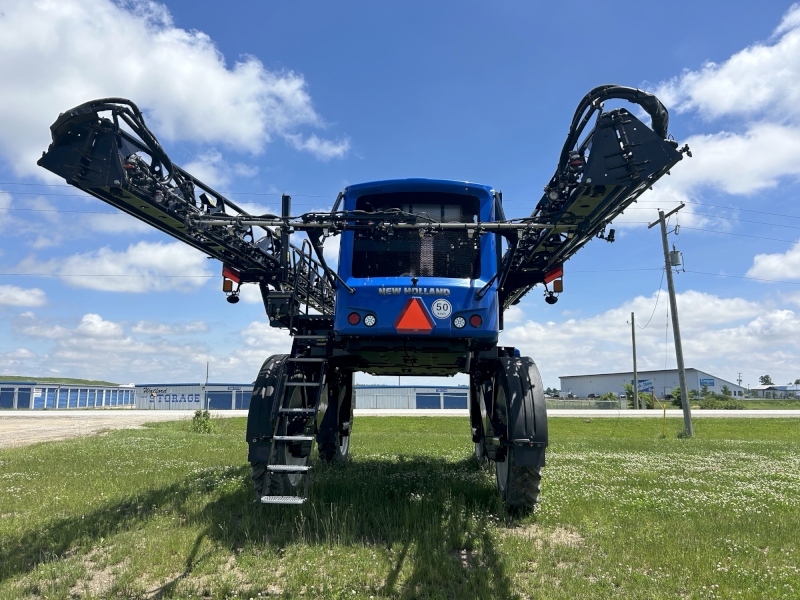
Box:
[238,284,264,304]
[16,241,213,292]
[619,4,800,228]
[656,4,800,121]
[0,284,47,307]
[4,310,292,383]
[132,320,208,335]
[747,240,800,281]
[501,289,796,388]
[83,213,154,235]
[0,0,348,178]
[183,149,259,188]
[284,133,351,161]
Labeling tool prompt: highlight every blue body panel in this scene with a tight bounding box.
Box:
[334,179,500,344]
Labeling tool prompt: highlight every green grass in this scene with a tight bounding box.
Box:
[0,375,119,386]
[1,417,799,599]
[738,399,800,410]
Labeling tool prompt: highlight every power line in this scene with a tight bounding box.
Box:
[636,267,665,330]
[0,182,331,198]
[677,226,797,243]
[0,273,214,278]
[3,180,800,220]
[625,208,800,231]
[2,268,799,285]
[684,270,800,285]
[635,199,800,221]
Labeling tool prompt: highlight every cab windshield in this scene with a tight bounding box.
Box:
[351,192,481,279]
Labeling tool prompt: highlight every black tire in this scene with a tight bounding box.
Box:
[318,371,353,464]
[493,360,544,509]
[495,445,542,508]
[252,461,269,500]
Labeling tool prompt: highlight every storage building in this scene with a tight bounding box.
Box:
[559,368,745,399]
[0,381,136,409]
[134,383,254,410]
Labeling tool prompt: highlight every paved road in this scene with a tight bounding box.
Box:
[2,409,798,449]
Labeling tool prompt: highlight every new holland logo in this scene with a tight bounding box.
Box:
[378,287,450,296]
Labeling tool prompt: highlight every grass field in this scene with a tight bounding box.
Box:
[1,416,798,599]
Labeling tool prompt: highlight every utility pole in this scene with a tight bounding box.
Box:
[631,312,640,410]
[649,204,693,437]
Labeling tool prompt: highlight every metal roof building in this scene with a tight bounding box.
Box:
[0,381,135,409]
[134,383,254,410]
[559,368,746,399]
[354,385,469,409]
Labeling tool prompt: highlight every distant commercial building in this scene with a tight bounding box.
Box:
[1,380,470,411]
[134,383,254,410]
[749,384,800,399]
[354,385,469,409]
[559,369,745,399]
[0,381,135,409]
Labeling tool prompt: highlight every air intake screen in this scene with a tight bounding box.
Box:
[352,192,481,279]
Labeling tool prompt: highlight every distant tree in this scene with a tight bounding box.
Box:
[795,379,800,385]
[670,386,683,407]
[721,385,731,397]
[760,375,773,385]
[623,383,636,408]
[701,384,710,397]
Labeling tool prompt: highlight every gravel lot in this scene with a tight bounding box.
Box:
[0,410,197,449]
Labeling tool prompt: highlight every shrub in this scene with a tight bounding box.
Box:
[699,398,722,410]
[723,400,746,410]
[190,409,217,433]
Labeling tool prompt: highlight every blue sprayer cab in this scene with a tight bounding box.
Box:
[334,179,500,346]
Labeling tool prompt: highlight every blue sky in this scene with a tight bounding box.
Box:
[1,0,799,389]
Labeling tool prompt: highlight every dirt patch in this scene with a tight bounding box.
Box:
[501,524,585,548]
[68,554,128,599]
[549,527,584,547]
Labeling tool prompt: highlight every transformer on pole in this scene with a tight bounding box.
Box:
[649,205,694,437]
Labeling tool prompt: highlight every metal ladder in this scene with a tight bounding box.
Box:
[260,345,327,505]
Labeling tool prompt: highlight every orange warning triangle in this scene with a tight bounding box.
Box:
[394,298,434,333]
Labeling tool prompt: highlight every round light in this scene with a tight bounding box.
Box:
[469,314,483,328]
[364,314,377,327]
[453,316,466,329]
[347,312,360,325]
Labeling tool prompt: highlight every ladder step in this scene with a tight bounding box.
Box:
[287,357,326,362]
[273,435,314,442]
[279,408,316,415]
[267,465,311,473]
[261,495,306,505]
[285,382,321,387]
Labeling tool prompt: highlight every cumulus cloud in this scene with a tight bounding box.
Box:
[16,241,213,292]
[501,289,797,388]
[0,285,47,307]
[284,133,351,161]
[656,4,800,120]
[132,320,208,335]
[0,0,349,178]
[4,311,293,382]
[619,4,800,227]
[182,150,259,188]
[747,240,800,281]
